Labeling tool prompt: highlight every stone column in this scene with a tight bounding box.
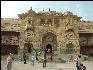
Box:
[52,18,54,27]
[45,19,47,26]
[18,31,25,57]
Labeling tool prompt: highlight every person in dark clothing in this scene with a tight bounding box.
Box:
[44,48,47,58]
[44,54,46,59]
[79,64,86,70]
[43,57,47,68]
[23,53,26,64]
[36,52,38,61]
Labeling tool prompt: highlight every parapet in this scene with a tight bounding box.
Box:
[1,18,19,20]
[81,20,93,23]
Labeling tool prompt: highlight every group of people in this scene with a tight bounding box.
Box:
[43,48,53,68]
[23,52,39,66]
[76,55,86,70]
[22,48,53,68]
[5,51,87,70]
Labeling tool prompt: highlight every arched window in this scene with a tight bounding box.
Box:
[47,19,52,26]
[54,18,59,27]
[40,19,45,26]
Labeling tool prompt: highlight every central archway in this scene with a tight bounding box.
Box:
[42,32,57,53]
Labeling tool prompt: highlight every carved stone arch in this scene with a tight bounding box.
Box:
[42,32,57,52]
[65,29,75,38]
[42,30,57,37]
[24,43,33,53]
[67,29,74,32]
[66,29,74,32]
[66,43,75,54]
[24,29,34,37]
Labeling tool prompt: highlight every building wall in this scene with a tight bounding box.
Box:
[1,9,93,56]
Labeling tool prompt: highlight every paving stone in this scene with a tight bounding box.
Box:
[1,60,93,70]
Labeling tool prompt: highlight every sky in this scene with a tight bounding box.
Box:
[1,1,93,21]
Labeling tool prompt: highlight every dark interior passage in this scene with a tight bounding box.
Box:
[1,45,18,55]
[46,44,52,53]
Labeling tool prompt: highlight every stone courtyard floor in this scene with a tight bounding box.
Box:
[1,60,93,70]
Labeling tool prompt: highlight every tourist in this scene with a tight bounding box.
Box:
[78,55,82,66]
[23,52,27,64]
[43,57,47,68]
[6,53,13,70]
[48,49,51,53]
[31,54,35,66]
[38,51,41,56]
[79,64,86,70]
[76,55,82,70]
[44,48,46,58]
[18,56,22,62]
[44,54,46,59]
[36,52,38,61]
[50,53,53,62]
[76,57,79,70]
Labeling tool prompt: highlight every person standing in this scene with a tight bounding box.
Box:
[31,54,35,66]
[78,55,82,67]
[48,49,51,53]
[23,52,27,64]
[36,52,38,61]
[50,53,53,62]
[44,48,47,55]
[79,64,86,70]
[76,55,82,70]
[38,51,41,56]
[43,57,47,68]
[44,48,47,59]
[6,53,13,70]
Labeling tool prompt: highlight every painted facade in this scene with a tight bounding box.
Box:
[1,8,93,57]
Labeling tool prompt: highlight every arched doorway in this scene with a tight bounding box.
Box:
[42,32,57,53]
[24,43,33,53]
[46,44,52,53]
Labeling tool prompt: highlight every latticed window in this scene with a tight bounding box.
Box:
[80,37,87,45]
[54,18,59,26]
[40,19,45,26]
[47,19,52,26]
[88,37,93,44]
[28,20,31,24]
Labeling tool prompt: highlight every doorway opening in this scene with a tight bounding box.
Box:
[46,44,52,53]
[24,43,33,53]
